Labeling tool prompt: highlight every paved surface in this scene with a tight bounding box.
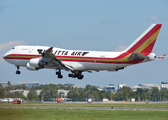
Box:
[1,101,168,111]
[0,105,168,111]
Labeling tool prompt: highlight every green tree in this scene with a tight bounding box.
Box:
[65,85,72,90]
[43,90,52,100]
[160,88,168,101]
[27,90,39,100]
[85,89,93,100]
[151,88,159,101]
[115,86,132,101]
[12,84,29,90]
[67,89,79,100]
[0,85,5,98]
[99,91,105,100]
[78,89,86,100]
[7,81,11,88]
[105,90,112,100]
[13,91,27,100]
[43,89,58,100]
[92,90,100,100]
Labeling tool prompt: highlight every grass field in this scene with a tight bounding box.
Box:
[0,102,168,120]
[0,108,168,120]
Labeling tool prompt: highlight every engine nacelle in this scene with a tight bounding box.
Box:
[147,53,156,61]
[28,58,47,68]
[29,58,41,67]
[26,62,38,71]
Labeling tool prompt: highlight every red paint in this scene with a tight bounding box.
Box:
[12,100,18,104]
[127,24,161,53]
[140,40,156,56]
[4,52,143,64]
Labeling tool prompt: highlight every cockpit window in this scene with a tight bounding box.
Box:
[12,48,14,49]
[37,49,43,54]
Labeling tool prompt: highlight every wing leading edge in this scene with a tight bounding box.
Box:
[41,47,75,72]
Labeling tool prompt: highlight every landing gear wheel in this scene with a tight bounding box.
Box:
[68,74,72,77]
[56,69,63,79]
[68,72,84,80]
[56,71,60,75]
[16,71,21,74]
[16,66,21,74]
[58,75,63,79]
[78,75,84,80]
[68,74,76,78]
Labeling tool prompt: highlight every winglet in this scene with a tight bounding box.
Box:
[41,47,54,57]
[46,47,53,53]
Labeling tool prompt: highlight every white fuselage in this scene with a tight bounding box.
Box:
[4,45,140,72]
[2,24,162,79]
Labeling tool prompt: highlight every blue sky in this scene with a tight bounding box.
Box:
[0,0,168,89]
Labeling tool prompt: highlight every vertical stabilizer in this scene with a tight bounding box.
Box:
[124,24,162,56]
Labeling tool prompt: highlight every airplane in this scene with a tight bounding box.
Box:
[3,24,165,80]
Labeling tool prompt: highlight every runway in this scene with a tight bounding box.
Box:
[0,105,168,111]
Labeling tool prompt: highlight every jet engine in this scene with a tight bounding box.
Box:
[26,62,38,71]
[147,53,156,61]
[29,58,47,67]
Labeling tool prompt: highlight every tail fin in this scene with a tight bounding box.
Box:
[124,24,162,56]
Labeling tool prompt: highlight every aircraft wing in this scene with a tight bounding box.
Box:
[40,47,74,71]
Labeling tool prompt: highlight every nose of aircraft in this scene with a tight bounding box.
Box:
[3,53,7,60]
[3,51,10,60]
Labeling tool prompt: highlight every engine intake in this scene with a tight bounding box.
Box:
[29,58,47,68]
[39,61,47,66]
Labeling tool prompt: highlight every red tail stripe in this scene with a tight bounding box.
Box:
[4,54,143,64]
[127,24,161,53]
[140,40,156,56]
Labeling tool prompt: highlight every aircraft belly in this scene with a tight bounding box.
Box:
[62,62,86,71]
[5,59,28,67]
[80,62,128,71]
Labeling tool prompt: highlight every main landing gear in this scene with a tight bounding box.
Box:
[55,70,84,80]
[16,66,21,74]
[56,69,63,79]
[68,71,84,80]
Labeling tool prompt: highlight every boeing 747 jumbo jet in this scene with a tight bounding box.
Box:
[3,24,165,79]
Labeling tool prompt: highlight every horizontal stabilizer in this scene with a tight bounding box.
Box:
[157,54,166,59]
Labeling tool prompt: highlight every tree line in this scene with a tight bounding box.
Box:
[0,81,168,101]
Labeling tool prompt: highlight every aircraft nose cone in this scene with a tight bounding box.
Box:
[3,53,8,60]
[3,54,6,59]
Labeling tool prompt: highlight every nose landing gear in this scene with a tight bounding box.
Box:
[16,66,21,74]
